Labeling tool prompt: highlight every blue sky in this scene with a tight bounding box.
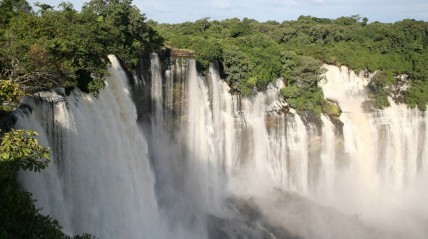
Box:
[29,0,428,23]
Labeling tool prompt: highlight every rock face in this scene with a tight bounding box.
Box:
[0,114,16,131]
[227,189,385,239]
[208,196,301,239]
[171,48,195,58]
[392,74,409,104]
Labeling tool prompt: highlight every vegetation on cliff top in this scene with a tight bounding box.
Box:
[0,0,163,96]
[152,16,428,113]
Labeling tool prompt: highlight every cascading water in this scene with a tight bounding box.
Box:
[17,56,163,239]
[321,64,428,190]
[147,58,428,238]
[319,65,428,238]
[319,114,336,193]
[17,54,428,239]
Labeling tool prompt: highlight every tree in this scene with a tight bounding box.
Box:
[281,51,299,85]
[0,114,98,239]
[2,11,82,90]
[82,0,164,69]
[195,17,210,32]
[153,15,428,115]
[1,0,163,94]
[0,80,26,113]
[281,51,325,88]
[0,0,32,26]
[190,37,222,70]
[362,17,368,26]
[221,45,251,94]
[0,129,50,175]
[368,70,395,108]
[279,51,327,119]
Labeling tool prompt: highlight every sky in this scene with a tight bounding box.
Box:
[28,0,428,24]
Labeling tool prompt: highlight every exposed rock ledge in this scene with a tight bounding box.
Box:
[170,48,195,58]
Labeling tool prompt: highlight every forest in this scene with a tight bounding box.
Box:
[152,16,427,113]
[0,0,427,238]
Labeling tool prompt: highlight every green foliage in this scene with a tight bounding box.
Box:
[281,51,299,84]
[0,1,157,238]
[0,129,61,238]
[228,20,251,38]
[368,70,395,109]
[0,80,26,112]
[0,0,163,94]
[3,9,99,90]
[0,128,98,238]
[0,129,50,174]
[406,79,428,111]
[0,0,32,26]
[244,36,282,90]
[281,86,324,117]
[0,175,67,239]
[221,45,253,95]
[0,113,97,239]
[87,78,106,97]
[189,37,222,70]
[0,171,98,239]
[406,47,428,110]
[279,51,326,117]
[281,52,326,88]
[321,100,341,118]
[82,0,164,70]
[153,16,428,113]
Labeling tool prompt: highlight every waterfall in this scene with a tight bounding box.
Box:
[321,65,427,190]
[319,65,428,238]
[319,114,336,193]
[151,53,164,128]
[17,55,428,239]
[17,56,163,239]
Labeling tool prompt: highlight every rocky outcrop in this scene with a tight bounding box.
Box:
[170,48,195,58]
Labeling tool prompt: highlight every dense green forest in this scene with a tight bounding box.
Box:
[0,0,162,238]
[152,16,428,113]
[0,0,163,95]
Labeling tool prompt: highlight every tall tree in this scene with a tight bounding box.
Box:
[83,0,163,69]
[0,0,32,26]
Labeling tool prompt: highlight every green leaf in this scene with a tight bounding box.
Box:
[1,152,10,160]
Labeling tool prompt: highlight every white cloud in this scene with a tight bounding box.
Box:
[213,0,231,9]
